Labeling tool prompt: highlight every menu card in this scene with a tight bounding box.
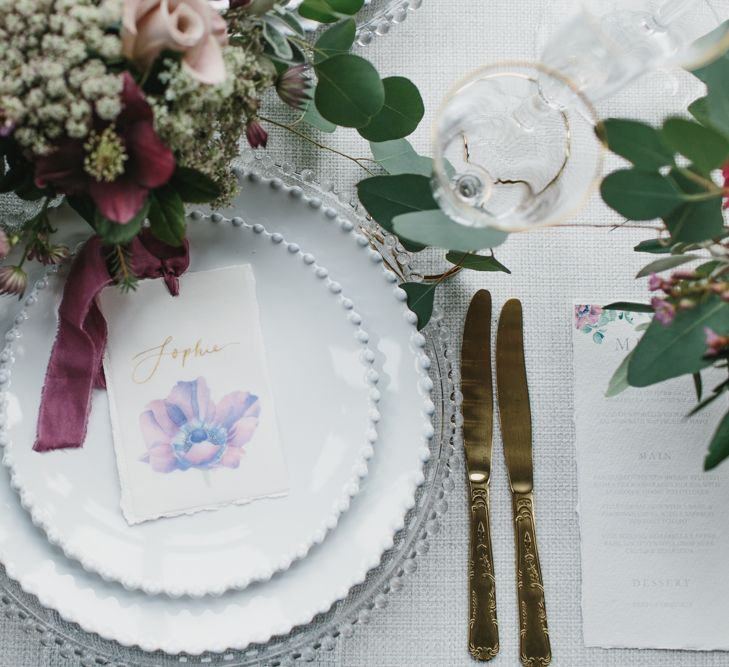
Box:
[99,266,288,525]
[573,304,729,650]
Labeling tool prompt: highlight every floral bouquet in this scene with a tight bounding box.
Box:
[0,0,424,294]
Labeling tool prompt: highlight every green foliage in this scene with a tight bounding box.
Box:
[634,238,672,254]
[369,139,434,176]
[262,20,293,60]
[635,254,697,278]
[401,282,435,330]
[314,55,384,128]
[691,39,729,136]
[705,410,729,470]
[600,169,686,220]
[661,117,729,177]
[663,171,724,244]
[627,296,729,388]
[606,349,633,397]
[302,101,337,132]
[357,77,424,142]
[392,209,508,252]
[298,0,364,24]
[313,19,356,63]
[604,301,654,313]
[148,186,186,247]
[94,201,149,246]
[597,119,674,170]
[357,173,438,251]
[445,251,510,273]
[169,167,221,203]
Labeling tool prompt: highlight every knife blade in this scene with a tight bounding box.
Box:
[461,289,499,661]
[496,298,551,667]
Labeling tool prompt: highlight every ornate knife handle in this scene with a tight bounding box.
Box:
[513,491,551,667]
[468,479,499,661]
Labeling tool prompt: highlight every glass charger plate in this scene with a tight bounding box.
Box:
[0,157,458,665]
[2,218,381,598]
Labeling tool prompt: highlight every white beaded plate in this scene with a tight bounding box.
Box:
[0,167,434,654]
[1,218,382,598]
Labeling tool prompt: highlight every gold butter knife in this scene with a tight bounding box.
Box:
[461,290,499,661]
[496,298,551,667]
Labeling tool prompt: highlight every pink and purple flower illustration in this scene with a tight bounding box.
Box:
[139,377,260,472]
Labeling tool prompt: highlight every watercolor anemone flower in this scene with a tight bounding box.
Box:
[139,377,260,472]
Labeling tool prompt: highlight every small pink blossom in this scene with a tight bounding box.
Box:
[705,327,727,357]
[647,273,664,291]
[671,269,698,281]
[651,297,675,325]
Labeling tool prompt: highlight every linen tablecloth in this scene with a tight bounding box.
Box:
[2,1,729,664]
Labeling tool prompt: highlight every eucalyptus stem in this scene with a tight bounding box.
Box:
[258,115,375,175]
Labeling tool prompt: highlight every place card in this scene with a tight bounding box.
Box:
[98,265,288,525]
[573,304,729,650]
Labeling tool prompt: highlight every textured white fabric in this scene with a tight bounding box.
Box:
[2,1,729,664]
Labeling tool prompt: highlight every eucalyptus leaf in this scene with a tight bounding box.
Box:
[356,173,437,251]
[705,409,729,470]
[298,0,363,22]
[302,101,337,132]
[393,209,508,252]
[691,28,729,135]
[606,349,633,397]
[313,19,355,63]
[597,118,674,170]
[444,251,511,273]
[357,174,438,221]
[600,169,686,220]
[401,282,435,330]
[262,20,293,61]
[314,55,384,128]
[148,186,186,246]
[663,171,724,244]
[627,295,729,387]
[662,117,729,176]
[604,301,654,313]
[635,254,696,278]
[357,76,425,142]
[369,139,433,176]
[94,200,149,246]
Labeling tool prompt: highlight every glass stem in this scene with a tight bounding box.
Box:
[511,90,560,132]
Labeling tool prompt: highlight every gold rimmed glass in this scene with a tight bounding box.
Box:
[432,62,604,232]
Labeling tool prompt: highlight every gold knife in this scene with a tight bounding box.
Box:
[495,298,551,667]
[461,290,499,661]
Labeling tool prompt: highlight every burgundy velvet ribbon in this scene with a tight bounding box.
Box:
[33,230,190,453]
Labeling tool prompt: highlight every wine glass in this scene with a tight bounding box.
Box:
[432,0,729,232]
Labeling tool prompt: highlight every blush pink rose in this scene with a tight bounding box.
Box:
[122,0,228,85]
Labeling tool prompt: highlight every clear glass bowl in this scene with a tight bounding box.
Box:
[0,155,460,667]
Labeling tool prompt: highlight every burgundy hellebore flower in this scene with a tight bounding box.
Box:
[34,73,175,224]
